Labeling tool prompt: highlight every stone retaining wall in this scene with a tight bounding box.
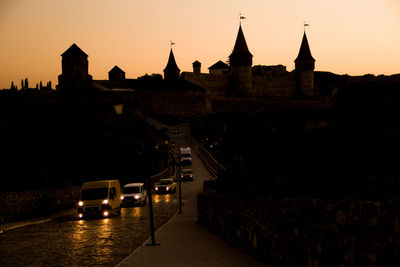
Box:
[197,192,400,266]
[0,186,81,223]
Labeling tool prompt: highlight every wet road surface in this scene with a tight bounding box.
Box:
[0,123,208,266]
[0,194,178,266]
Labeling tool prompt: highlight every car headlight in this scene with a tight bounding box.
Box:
[120,196,124,200]
[155,187,158,191]
[78,201,83,207]
[166,187,170,191]
[102,199,109,204]
[134,195,140,199]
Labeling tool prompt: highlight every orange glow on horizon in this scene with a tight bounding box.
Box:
[0,0,399,89]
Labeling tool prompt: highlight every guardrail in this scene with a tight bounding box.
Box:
[197,146,226,179]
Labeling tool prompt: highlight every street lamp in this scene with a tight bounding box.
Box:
[146,144,160,246]
[170,129,182,214]
[178,159,182,214]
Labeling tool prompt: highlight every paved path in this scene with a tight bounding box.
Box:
[116,137,267,267]
[116,194,266,267]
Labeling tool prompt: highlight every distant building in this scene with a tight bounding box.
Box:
[109,65,125,82]
[183,24,316,99]
[57,43,93,94]
[163,48,180,80]
[208,61,230,75]
[56,24,330,116]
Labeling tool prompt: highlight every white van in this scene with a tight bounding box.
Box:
[180,147,192,165]
[121,183,147,206]
[77,180,122,219]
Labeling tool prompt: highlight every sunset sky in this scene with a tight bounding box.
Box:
[0,0,399,89]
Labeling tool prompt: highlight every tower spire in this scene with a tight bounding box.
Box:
[163,46,180,80]
[229,23,253,67]
[295,31,315,97]
[295,31,315,69]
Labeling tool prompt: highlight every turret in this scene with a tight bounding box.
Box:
[163,48,180,80]
[229,24,253,96]
[192,60,201,75]
[295,32,315,97]
[57,43,92,93]
[109,65,125,82]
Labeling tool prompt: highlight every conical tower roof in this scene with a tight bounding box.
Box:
[61,43,88,57]
[295,32,315,62]
[229,24,253,67]
[163,48,180,72]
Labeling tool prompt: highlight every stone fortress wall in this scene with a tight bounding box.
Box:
[198,193,400,266]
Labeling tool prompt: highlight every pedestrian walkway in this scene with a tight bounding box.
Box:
[116,194,267,267]
[0,209,75,233]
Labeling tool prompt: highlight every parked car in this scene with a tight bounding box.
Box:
[121,183,147,206]
[154,178,177,194]
[77,180,122,219]
[180,168,194,181]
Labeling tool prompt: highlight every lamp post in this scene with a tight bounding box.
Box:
[170,128,182,214]
[146,144,159,246]
[178,160,182,214]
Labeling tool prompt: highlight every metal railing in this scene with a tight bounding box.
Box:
[197,146,226,179]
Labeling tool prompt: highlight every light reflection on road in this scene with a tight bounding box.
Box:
[60,193,177,265]
[0,192,180,266]
[153,193,171,204]
[121,206,142,217]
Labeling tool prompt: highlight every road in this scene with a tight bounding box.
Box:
[0,122,210,266]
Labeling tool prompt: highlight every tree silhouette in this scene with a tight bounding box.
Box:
[21,79,24,89]
[137,73,163,80]
[35,83,39,90]
[24,78,28,89]
[39,81,43,89]
[10,81,14,90]
[48,81,52,89]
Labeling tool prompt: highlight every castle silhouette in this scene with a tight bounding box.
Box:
[57,24,326,116]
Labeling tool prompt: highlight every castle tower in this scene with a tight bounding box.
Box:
[229,23,253,96]
[163,48,180,80]
[57,43,92,93]
[192,60,201,75]
[109,65,125,82]
[295,31,315,97]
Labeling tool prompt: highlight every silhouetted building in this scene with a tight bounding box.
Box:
[109,65,126,82]
[208,61,230,75]
[163,48,180,80]
[183,24,318,99]
[229,24,253,96]
[192,60,201,75]
[57,43,93,94]
[56,24,331,117]
[295,31,316,97]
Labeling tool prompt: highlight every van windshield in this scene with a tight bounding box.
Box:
[181,153,191,158]
[122,187,140,194]
[81,188,108,200]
